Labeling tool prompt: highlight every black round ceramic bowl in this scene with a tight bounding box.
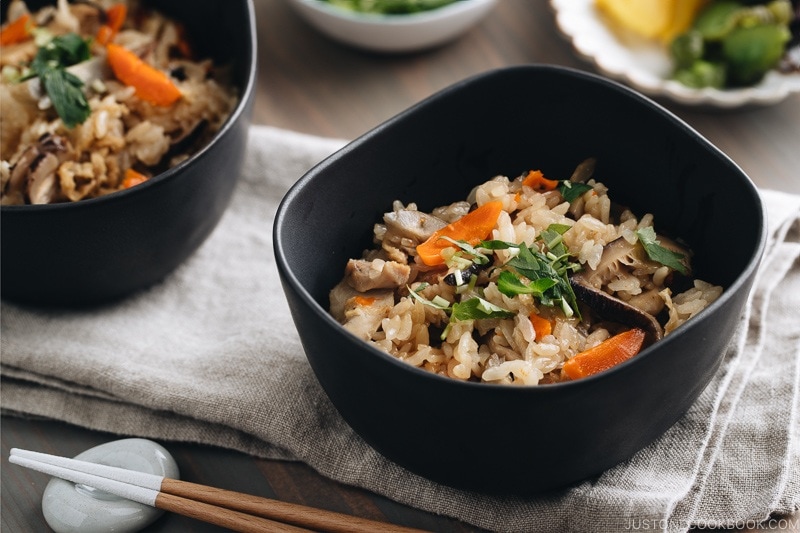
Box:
[1,0,256,307]
[274,65,766,494]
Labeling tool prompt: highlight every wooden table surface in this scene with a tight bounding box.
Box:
[2,1,799,532]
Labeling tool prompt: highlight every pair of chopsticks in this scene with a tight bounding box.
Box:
[9,448,427,533]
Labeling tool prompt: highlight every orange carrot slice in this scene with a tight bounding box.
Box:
[416,200,504,266]
[562,328,646,380]
[1,13,32,46]
[522,169,559,192]
[106,43,181,107]
[353,295,376,306]
[529,312,552,341]
[96,3,127,45]
[121,168,148,189]
[106,4,127,31]
[96,25,114,46]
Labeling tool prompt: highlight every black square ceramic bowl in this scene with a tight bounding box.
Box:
[1,0,256,307]
[274,65,766,493]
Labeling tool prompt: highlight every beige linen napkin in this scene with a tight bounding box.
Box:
[2,124,799,533]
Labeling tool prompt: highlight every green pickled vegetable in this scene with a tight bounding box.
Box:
[693,0,743,40]
[321,0,459,14]
[722,23,791,85]
[673,60,727,88]
[668,0,795,88]
[670,30,705,68]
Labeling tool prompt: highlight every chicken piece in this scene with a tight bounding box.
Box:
[329,280,358,322]
[345,258,411,292]
[383,209,447,243]
[329,281,395,341]
[379,208,448,258]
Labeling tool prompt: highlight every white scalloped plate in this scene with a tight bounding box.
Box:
[550,0,800,108]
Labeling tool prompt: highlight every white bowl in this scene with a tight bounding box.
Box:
[287,0,497,53]
[550,0,800,108]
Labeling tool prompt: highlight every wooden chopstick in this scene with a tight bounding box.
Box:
[9,448,428,533]
[155,490,309,533]
[9,453,308,533]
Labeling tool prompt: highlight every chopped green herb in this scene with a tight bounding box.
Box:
[40,69,90,128]
[438,236,491,265]
[27,33,92,128]
[50,33,92,64]
[476,240,518,251]
[451,297,515,321]
[497,270,557,298]
[407,285,450,310]
[411,224,584,335]
[636,227,689,275]
[558,181,594,203]
[547,223,572,235]
[408,284,513,321]
[431,295,451,308]
[537,225,570,257]
[407,284,513,341]
[504,242,581,318]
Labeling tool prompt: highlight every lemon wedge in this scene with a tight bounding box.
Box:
[595,0,707,42]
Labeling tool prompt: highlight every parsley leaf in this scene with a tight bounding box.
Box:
[477,240,518,251]
[39,69,90,128]
[636,227,689,275]
[413,226,584,331]
[29,33,92,128]
[451,297,515,321]
[497,270,557,297]
[500,235,582,319]
[50,33,91,65]
[558,181,594,203]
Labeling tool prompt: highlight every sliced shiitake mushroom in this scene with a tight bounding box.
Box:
[7,133,70,205]
[570,275,664,345]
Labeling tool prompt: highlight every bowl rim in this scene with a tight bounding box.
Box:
[274,64,768,393]
[0,0,258,213]
[288,0,497,26]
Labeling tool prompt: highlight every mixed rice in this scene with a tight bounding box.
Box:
[330,159,723,385]
[1,0,237,205]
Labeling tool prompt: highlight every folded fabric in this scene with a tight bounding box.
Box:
[2,125,798,533]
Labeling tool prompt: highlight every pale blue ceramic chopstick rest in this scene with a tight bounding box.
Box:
[40,438,179,533]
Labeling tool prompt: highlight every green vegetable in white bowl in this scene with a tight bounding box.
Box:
[289,0,496,53]
[320,0,460,15]
[669,0,795,88]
